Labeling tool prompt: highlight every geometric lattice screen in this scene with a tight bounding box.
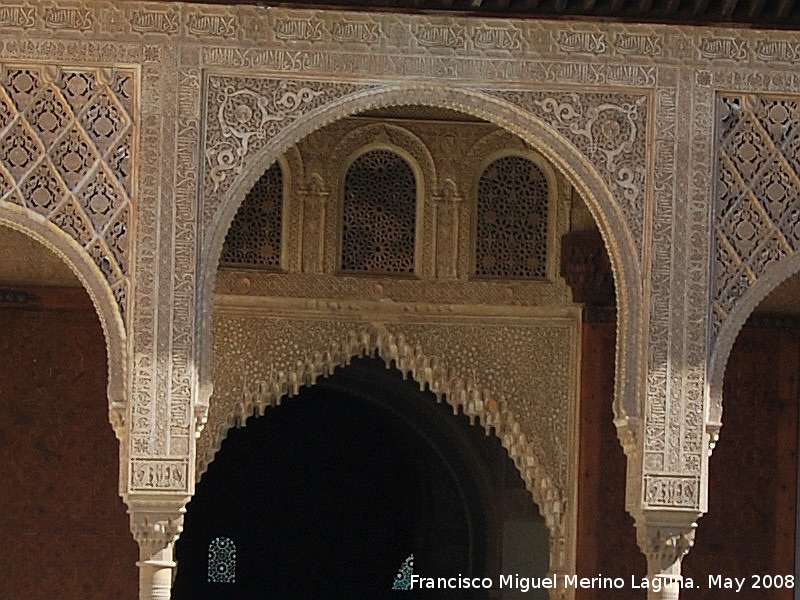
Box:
[221,161,283,268]
[475,155,548,279]
[341,149,416,274]
[0,65,134,316]
[713,94,800,337]
[207,536,236,583]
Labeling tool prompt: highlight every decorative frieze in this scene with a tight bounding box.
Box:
[131,459,189,491]
[555,30,607,55]
[614,32,662,57]
[0,5,36,29]
[331,19,381,45]
[130,8,180,35]
[42,6,94,32]
[698,36,748,61]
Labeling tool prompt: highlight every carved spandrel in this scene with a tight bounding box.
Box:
[0,64,135,319]
[202,75,364,232]
[491,90,648,253]
[711,94,800,341]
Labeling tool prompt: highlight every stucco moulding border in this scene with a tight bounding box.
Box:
[2,3,800,72]
[213,291,583,321]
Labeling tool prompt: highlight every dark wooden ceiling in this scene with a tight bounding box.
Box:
[182,0,800,30]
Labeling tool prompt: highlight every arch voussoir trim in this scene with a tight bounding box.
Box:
[0,206,128,439]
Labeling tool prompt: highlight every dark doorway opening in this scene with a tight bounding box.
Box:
[174,356,543,599]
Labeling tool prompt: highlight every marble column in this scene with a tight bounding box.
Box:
[130,502,186,600]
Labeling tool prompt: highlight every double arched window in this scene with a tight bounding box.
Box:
[220,148,552,281]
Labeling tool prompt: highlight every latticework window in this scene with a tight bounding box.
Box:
[391,554,415,590]
[221,162,283,268]
[475,156,549,278]
[341,150,416,274]
[207,536,236,583]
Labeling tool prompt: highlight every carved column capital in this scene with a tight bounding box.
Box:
[635,513,697,572]
[633,511,698,599]
[128,498,188,558]
[432,178,464,205]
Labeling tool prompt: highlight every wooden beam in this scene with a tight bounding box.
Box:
[721,0,738,18]
[693,0,711,17]
[777,0,796,19]
[748,0,767,18]
[582,0,597,10]
[524,0,541,8]
[495,0,511,7]
[664,0,681,14]
[554,0,568,11]
[638,0,653,11]
[609,0,626,13]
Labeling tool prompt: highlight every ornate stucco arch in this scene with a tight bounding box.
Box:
[706,92,800,444]
[198,83,644,430]
[0,203,128,438]
[707,254,800,444]
[202,322,562,530]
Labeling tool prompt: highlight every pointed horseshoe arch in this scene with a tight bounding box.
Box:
[198,84,643,430]
[203,322,563,532]
[0,204,128,437]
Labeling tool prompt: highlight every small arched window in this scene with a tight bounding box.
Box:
[341,149,416,274]
[475,155,549,279]
[391,553,415,590]
[207,536,236,584]
[221,161,283,268]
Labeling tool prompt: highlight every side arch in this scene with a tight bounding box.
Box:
[707,253,800,441]
[198,84,643,427]
[0,203,128,436]
[201,322,563,533]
